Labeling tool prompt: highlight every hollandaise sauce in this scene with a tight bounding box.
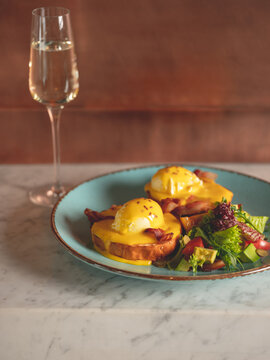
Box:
[91,198,181,266]
[145,166,233,204]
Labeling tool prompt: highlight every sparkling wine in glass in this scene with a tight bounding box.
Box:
[29,7,79,207]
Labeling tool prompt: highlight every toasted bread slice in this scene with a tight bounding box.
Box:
[92,234,179,261]
[180,213,207,232]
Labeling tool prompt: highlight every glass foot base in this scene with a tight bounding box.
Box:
[29,184,67,208]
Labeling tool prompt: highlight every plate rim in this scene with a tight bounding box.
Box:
[51,163,270,281]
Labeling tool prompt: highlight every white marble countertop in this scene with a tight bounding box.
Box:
[1,163,270,360]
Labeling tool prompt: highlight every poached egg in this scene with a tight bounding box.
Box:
[91,198,181,265]
[145,166,233,204]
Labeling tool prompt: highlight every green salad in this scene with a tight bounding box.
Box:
[167,200,269,273]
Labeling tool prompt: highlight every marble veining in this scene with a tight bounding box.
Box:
[1,163,270,359]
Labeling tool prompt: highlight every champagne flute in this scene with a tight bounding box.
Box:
[29,7,79,207]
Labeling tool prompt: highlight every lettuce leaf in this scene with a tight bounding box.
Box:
[189,254,205,273]
[245,215,269,234]
[235,208,269,234]
[191,225,242,270]
[211,226,242,255]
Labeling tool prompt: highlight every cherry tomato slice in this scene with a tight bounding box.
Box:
[203,259,226,271]
[182,237,204,257]
[245,239,270,250]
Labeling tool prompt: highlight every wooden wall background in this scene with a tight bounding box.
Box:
[1,0,270,163]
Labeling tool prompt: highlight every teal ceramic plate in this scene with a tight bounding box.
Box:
[51,165,270,281]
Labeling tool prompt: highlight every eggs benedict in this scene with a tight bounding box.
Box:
[85,198,181,265]
[145,166,233,215]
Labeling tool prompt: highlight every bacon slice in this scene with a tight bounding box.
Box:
[144,228,173,243]
[160,198,180,213]
[84,208,115,225]
[194,169,218,181]
[160,197,212,217]
[237,221,265,242]
[174,200,213,216]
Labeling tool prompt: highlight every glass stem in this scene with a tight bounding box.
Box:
[47,106,63,194]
